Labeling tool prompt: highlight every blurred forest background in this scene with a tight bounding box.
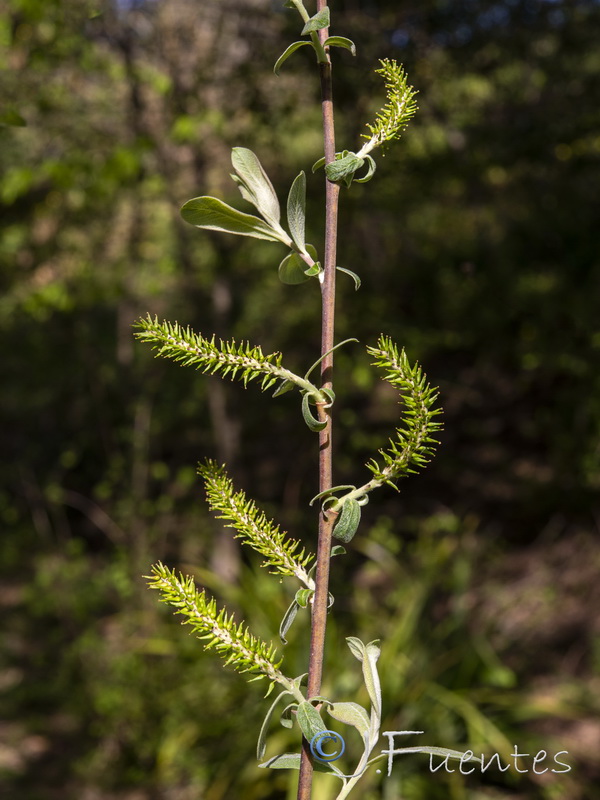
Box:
[2,0,600,798]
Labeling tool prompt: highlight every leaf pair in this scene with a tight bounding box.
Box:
[181,148,292,247]
[274,5,356,75]
[274,34,356,75]
[181,148,323,286]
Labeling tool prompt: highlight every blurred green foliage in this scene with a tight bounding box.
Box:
[1,0,599,798]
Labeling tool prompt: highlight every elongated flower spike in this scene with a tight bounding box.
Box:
[325,338,442,532]
[364,336,442,489]
[357,59,418,158]
[147,563,286,683]
[199,461,315,589]
[135,315,323,397]
[312,59,417,189]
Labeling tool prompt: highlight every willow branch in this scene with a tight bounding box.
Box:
[296,2,341,797]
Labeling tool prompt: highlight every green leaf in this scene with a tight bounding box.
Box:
[273,40,312,75]
[231,147,281,227]
[325,153,364,184]
[304,338,358,381]
[309,485,356,506]
[258,752,336,774]
[336,266,361,290]
[301,7,330,34]
[257,690,292,760]
[308,695,333,707]
[280,703,297,729]
[332,498,361,543]
[304,262,321,276]
[278,251,310,285]
[354,154,377,184]
[346,638,382,721]
[295,588,313,608]
[331,545,346,557]
[327,702,370,744]
[320,387,335,406]
[287,172,307,252]
[303,244,320,272]
[365,641,382,719]
[311,156,326,173]
[302,392,327,431]
[279,599,300,644]
[273,378,295,397]
[259,752,301,770]
[277,243,320,286]
[296,701,327,741]
[324,36,356,56]
[181,197,286,243]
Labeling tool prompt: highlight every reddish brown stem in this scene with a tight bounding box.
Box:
[296,4,340,798]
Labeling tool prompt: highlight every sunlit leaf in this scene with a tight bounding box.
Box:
[295,588,313,608]
[327,701,370,744]
[346,637,382,720]
[231,147,281,227]
[324,36,356,56]
[336,266,361,290]
[301,7,330,35]
[280,702,297,729]
[181,197,287,243]
[287,171,307,251]
[274,40,312,75]
[325,153,364,184]
[257,690,292,760]
[279,598,300,644]
[296,700,327,741]
[273,378,294,397]
[258,752,336,773]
